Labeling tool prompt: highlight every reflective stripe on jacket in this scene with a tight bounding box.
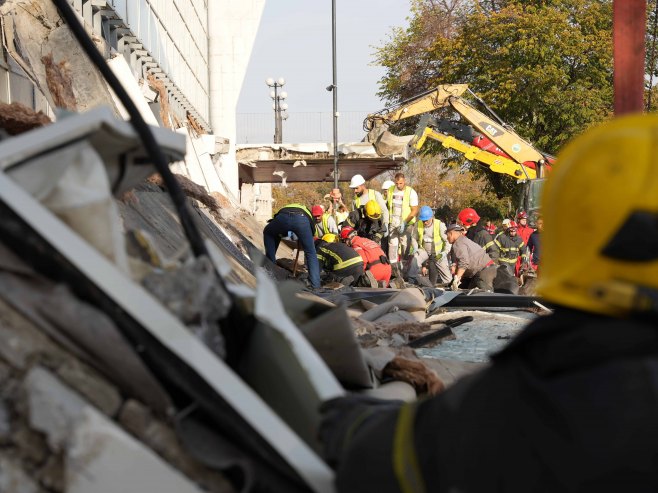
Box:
[494,233,526,263]
[317,243,364,271]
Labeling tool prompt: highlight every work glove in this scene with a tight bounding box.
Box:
[383,223,389,237]
[398,221,406,235]
[319,395,403,469]
[450,275,461,291]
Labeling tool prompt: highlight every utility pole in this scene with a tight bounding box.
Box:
[613,0,646,115]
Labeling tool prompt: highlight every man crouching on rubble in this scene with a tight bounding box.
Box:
[319,115,658,492]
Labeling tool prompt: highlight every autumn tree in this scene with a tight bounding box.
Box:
[374,0,615,199]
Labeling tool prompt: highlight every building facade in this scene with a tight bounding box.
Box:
[0,0,265,201]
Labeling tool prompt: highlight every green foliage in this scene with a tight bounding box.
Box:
[375,0,615,191]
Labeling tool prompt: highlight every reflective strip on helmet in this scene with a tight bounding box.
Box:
[393,403,426,493]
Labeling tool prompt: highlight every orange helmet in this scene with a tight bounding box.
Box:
[458,208,480,226]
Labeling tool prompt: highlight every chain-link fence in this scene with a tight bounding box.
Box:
[236,111,370,144]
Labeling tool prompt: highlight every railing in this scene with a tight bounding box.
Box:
[236,111,371,144]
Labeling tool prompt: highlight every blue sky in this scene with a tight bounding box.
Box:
[236,0,411,142]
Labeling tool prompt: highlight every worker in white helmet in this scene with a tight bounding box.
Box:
[381,179,395,202]
[349,174,389,236]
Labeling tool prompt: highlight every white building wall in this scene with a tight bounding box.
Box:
[208,0,266,200]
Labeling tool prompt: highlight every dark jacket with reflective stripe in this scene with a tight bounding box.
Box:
[316,241,364,274]
[332,309,658,492]
[494,232,526,263]
[466,223,499,261]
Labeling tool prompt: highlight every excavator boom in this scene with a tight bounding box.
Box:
[414,127,536,180]
[447,97,546,165]
[365,84,468,128]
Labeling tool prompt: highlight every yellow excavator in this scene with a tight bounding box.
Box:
[364,84,554,216]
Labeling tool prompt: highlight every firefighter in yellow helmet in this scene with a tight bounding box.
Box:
[345,199,388,243]
[319,114,658,492]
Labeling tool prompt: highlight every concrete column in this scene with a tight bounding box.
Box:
[208,0,265,199]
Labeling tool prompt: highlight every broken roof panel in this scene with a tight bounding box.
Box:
[236,142,406,184]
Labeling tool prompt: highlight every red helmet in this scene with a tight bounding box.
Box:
[517,211,528,220]
[508,221,518,229]
[457,208,480,226]
[340,226,356,240]
[311,205,324,217]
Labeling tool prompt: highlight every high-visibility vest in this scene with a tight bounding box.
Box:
[417,219,445,255]
[315,213,332,237]
[354,189,377,209]
[387,186,416,224]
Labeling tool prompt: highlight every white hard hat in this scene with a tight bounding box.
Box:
[381,180,394,190]
[349,174,366,188]
[502,218,512,226]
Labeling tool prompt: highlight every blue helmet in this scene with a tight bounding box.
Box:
[419,206,434,221]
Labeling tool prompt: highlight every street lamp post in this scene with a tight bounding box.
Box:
[266,77,288,143]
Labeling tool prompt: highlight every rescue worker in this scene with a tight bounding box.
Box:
[495,221,528,276]
[408,206,451,285]
[458,207,499,263]
[498,218,512,236]
[320,112,658,493]
[387,172,419,277]
[485,219,497,236]
[263,203,320,289]
[340,226,391,287]
[381,179,395,202]
[349,174,389,232]
[312,204,337,238]
[527,216,543,268]
[446,223,497,291]
[315,233,366,286]
[516,211,535,244]
[345,199,387,243]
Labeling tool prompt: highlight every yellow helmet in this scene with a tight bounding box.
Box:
[322,233,338,243]
[538,113,658,316]
[364,199,382,220]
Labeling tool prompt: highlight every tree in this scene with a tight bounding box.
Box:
[375,0,614,197]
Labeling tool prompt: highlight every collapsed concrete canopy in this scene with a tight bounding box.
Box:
[236,142,405,184]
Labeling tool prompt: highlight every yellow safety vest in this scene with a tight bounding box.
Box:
[417,219,444,255]
[354,188,377,209]
[277,203,313,221]
[387,186,417,224]
[315,212,333,237]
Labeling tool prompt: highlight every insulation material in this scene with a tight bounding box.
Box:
[0,102,51,135]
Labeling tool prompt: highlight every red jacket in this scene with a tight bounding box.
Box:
[351,236,386,268]
[517,225,535,245]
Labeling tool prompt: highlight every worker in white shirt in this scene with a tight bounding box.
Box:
[386,172,419,279]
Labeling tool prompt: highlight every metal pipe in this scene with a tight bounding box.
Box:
[331,0,338,189]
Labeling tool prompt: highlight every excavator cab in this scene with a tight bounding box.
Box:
[518,177,545,226]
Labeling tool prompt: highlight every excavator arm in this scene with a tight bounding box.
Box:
[413,126,536,180]
[366,84,552,176]
[364,84,469,130]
